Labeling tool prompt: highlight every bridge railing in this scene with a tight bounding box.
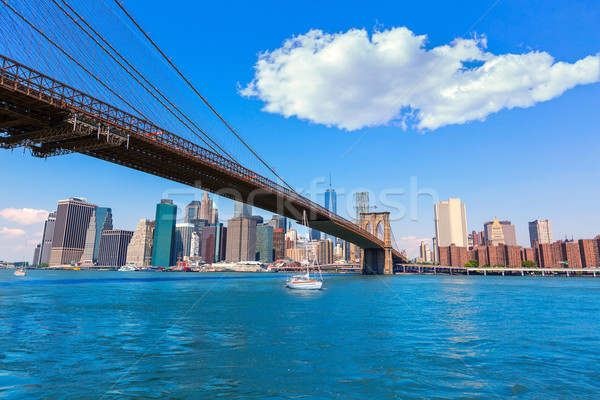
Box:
[0,53,394,253]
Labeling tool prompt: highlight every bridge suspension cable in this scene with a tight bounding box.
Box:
[1,0,157,131]
[1,0,295,190]
[113,0,296,192]
[50,0,238,162]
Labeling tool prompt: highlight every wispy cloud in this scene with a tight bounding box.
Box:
[0,208,49,225]
[241,27,600,131]
[0,227,27,237]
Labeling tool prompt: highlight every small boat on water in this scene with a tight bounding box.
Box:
[14,242,27,276]
[286,269,323,290]
[118,265,137,271]
[286,211,323,290]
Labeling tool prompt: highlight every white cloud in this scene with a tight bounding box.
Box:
[241,27,600,131]
[0,227,27,237]
[0,208,49,225]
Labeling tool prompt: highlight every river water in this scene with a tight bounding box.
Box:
[1,270,599,399]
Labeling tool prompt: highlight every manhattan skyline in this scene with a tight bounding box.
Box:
[1,0,599,261]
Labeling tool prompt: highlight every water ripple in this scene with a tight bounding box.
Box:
[0,270,599,399]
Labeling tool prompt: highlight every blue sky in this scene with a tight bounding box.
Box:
[1,0,599,261]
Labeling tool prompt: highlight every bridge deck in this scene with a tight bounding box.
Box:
[0,54,407,262]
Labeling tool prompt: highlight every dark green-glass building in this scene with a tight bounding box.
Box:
[256,223,274,263]
[151,199,177,268]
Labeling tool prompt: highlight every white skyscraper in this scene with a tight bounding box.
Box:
[420,241,431,263]
[125,219,154,267]
[173,223,195,263]
[434,198,468,248]
[210,201,218,224]
[190,231,200,258]
[39,211,56,265]
[529,219,553,248]
[285,229,298,246]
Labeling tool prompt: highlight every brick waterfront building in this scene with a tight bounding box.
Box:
[579,239,600,267]
[438,237,600,268]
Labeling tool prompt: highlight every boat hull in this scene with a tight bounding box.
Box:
[14,270,26,276]
[286,280,323,290]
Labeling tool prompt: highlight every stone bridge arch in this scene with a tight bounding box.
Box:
[359,212,393,275]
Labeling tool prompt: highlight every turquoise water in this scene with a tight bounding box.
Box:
[1,270,599,399]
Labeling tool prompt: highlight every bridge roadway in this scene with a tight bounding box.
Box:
[0,54,408,265]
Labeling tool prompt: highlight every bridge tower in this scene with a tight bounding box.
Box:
[359,212,393,275]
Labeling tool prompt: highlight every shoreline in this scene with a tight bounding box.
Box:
[2,266,599,278]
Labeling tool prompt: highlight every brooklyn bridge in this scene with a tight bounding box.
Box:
[0,0,409,273]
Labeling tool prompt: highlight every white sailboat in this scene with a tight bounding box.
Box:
[286,211,323,290]
[14,265,26,276]
[14,241,27,276]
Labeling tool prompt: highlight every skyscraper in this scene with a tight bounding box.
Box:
[285,229,297,247]
[190,232,200,258]
[483,219,517,246]
[325,188,337,214]
[469,230,484,247]
[434,198,468,248]
[256,224,274,263]
[190,218,209,241]
[529,219,553,248]
[125,219,154,267]
[309,228,321,241]
[355,191,370,221]
[32,244,41,266]
[172,223,195,264]
[316,239,333,265]
[486,217,506,246]
[81,207,113,265]
[420,241,431,263]
[210,201,219,224]
[200,192,212,221]
[234,201,252,218]
[38,211,56,265]
[152,199,177,268]
[324,177,337,242]
[81,210,98,265]
[286,247,307,263]
[273,228,285,260]
[333,242,343,260]
[267,215,287,232]
[341,239,351,262]
[185,200,201,223]
[199,223,227,263]
[50,197,97,266]
[225,216,257,262]
[200,225,218,263]
[97,230,134,267]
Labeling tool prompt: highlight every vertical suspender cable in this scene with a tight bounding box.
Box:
[113,0,296,193]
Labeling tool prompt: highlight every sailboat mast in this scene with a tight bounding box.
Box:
[303,210,310,277]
